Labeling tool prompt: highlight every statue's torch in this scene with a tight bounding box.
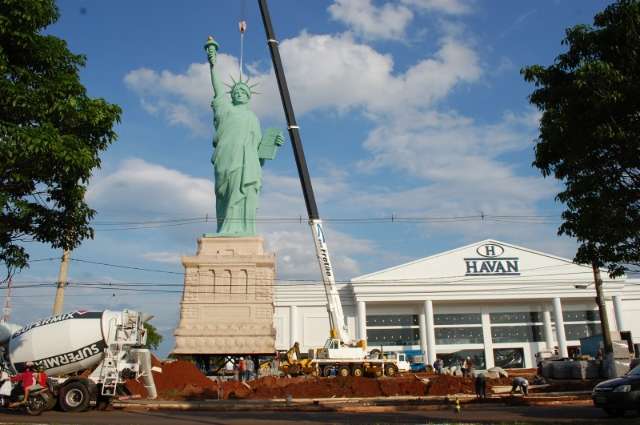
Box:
[204,36,220,67]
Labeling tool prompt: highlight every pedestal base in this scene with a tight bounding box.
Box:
[172,236,276,355]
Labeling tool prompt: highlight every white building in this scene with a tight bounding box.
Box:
[274,239,640,369]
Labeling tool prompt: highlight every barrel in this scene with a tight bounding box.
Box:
[8,310,120,375]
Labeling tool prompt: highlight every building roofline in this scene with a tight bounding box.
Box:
[351,238,609,282]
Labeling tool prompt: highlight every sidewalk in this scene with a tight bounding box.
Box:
[113,392,593,412]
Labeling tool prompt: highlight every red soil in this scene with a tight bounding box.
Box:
[124,362,572,401]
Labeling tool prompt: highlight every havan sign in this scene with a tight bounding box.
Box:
[464,243,520,276]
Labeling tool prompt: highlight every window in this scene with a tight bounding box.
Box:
[493,348,525,368]
[366,314,419,327]
[563,310,600,322]
[434,313,481,325]
[435,327,483,345]
[491,325,545,343]
[564,323,601,340]
[367,328,420,346]
[490,312,543,324]
[438,349,485,369]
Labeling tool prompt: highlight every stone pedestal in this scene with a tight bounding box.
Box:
[172,237,276,355]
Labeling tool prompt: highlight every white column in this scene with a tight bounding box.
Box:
[289,305,298,347]
[418,312,428,359]
[613,295,625,332]
[356,301,367,341]
[481,311,494,369]
[424,300,437,365]
[552,297,568,357]
[543,308,554,350]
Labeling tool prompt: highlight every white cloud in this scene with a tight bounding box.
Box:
[359,108,541,182]
[327,0,473,42]
[328,0,414,41]
[124,32,481,131]
[265,226,375,280]
[402,0,473,15]
[124,55,238,135]
[142,251,183,265]
[87,158,214,217]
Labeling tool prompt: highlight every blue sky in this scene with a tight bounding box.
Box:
[8,0,615,356]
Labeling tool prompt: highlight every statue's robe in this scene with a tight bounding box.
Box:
[212,95,262,236]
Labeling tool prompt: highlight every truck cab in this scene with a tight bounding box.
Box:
[316,338,367,360]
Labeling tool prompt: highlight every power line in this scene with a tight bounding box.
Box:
[86,214,563,231]
[69,258,183,275]
[20,256,600,284]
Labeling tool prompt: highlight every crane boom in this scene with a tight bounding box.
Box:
[257,0,352,345]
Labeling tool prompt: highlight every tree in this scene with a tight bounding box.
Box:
[0,0,121,278]
[522,0,640,278]
[143,322,164,351]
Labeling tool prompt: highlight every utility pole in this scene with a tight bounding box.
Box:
[2,277,12,323]
[592,261,615,376]
[52,249,70,315]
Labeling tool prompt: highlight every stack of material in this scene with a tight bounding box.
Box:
[570,361,600,379]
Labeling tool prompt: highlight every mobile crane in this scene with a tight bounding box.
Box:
[258,0,398,378]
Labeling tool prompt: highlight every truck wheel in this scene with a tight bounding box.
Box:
[25,394,46,416]
[337,366,350,377]
[323,366,334,377]
[369,349,382,359]
[59,381,90,412]
[384,364,398,377]
[352,367,363,377]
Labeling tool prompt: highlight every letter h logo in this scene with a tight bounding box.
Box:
[483,245,496,257]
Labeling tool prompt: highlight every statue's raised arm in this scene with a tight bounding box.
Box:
[204,37,224,100]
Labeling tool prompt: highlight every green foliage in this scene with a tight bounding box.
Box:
[0,0,121,276]
[522,0,640,277]
[143,322,163,351]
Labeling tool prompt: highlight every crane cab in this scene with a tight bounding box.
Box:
[315,338,367,360]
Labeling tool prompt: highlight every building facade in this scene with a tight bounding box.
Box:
[274,240,640,369]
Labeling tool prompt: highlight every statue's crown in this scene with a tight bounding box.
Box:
[226,75,259,97]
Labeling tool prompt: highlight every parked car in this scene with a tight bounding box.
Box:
[592,365,640,417]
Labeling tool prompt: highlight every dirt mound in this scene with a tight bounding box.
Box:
[125,359,543,400]
[125,359,219,400]
[247,376,427,399]
[426,375,475,395]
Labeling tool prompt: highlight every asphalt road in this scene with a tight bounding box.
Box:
[0,405,637,425]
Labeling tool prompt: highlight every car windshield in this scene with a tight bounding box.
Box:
[627,365,640,376]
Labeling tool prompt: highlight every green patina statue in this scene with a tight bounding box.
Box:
[205,37,284,236]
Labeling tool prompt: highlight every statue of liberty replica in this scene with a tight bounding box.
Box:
[204,36,283,236]
[173,36,281,361]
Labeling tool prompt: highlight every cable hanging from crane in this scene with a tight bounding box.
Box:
[238,0,247,81]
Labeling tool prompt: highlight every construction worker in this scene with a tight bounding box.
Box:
[245,357,255,381]
[9,362,35,406]
[238,357,246,382]
[464,357,474,377]
[34,365,48,388]
[433,358,443,375]
[510,376,529,396]
[474,372,487,399]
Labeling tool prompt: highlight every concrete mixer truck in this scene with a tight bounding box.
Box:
[0,310,157,412]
